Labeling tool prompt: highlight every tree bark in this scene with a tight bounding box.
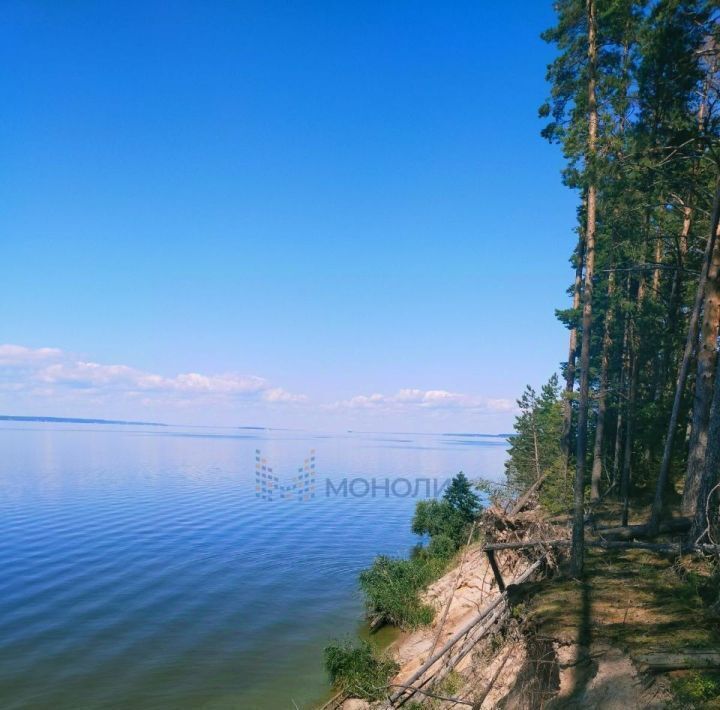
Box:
[612,304,630,488]
[682,231,720,515]
[562,236,586,477]
[572,0,598,577]
[659,205,692,398]
[509,471,550,517]
[650,181,720,533]
[691,349,720,542]
[634,652,720,672]
[621,342,639,527]
[652,237,663,296]
[591,272,616,500]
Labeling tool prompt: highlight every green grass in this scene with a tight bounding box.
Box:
[357,474,482,631]
[669,671,720,709]
[323,639,399,701]
[525,548,720,654]
[359,554,447,629]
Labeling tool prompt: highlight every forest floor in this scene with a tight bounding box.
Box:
[512,498,720,708]
[517,545,720,708]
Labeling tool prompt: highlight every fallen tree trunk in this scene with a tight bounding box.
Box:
[590,540,687,553]
[484,539,569,551]
[508,471,550,517]
[389,554,547,705]
[483,538,720,554]
[634,651,720,671]
[595,518,690,540]
[389,595,506,704]
[474,643,516,709]
[386,684,474,707]
[413,607,509,705]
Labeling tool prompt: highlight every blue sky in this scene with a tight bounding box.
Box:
[0,1,577,431]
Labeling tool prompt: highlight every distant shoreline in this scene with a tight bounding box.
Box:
[0,415,167,427]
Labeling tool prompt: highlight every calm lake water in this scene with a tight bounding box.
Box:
[0,423,508,709]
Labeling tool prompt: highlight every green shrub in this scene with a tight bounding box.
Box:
[358,473,484,631]
[359,555,440,628]
[412,499,466,544]
[443,472,481,523]
[324,639,399,701]
[670,671,720,709]
[427,533,458,559]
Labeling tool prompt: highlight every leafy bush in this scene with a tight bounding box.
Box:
[359,555,440,628]
[359,473,484,629]
[427,533,458,559]
[670,671,720,709]
[412,499,466,544]
[412,473,481,546]
[324,639,399,701]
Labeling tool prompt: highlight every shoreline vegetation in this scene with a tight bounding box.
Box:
[320,1,720,707]
[321,479,720,709]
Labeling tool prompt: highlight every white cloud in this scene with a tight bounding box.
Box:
[0,344,305,409]
[334,388,514,413]
[262,387,307,403]
[0,344,512,426]
[0,344,63,366]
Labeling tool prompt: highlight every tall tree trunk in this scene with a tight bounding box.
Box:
[660,206,692,399]
[682,231,720,515]
[621,341,639,527]
[591,271,616,500]
[562,236,585,478]
[652,237,663,296]
[531,394,542,482]
[620,257,646,525]
[613,302,631,488]
[572,0,598,577]
[650,181,720,533]
[613,390,625,489]
[690,349,720,542]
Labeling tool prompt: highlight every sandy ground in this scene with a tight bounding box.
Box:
[391,543,508,683]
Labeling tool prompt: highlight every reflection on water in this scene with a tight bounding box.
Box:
[0,423,507,709]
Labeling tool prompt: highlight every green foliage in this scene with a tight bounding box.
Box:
[427,671,462,707]
[359,473,485,629]
[506,374,569,514]
[670,671,720,709]
[427,533,458,560]
[439,670,462,695]
[323,639,399,701]
[538,0,720,518]
[359,555,439,628]
[411,499,465,547]
[443,472,481,523]
[412,472,482,546]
